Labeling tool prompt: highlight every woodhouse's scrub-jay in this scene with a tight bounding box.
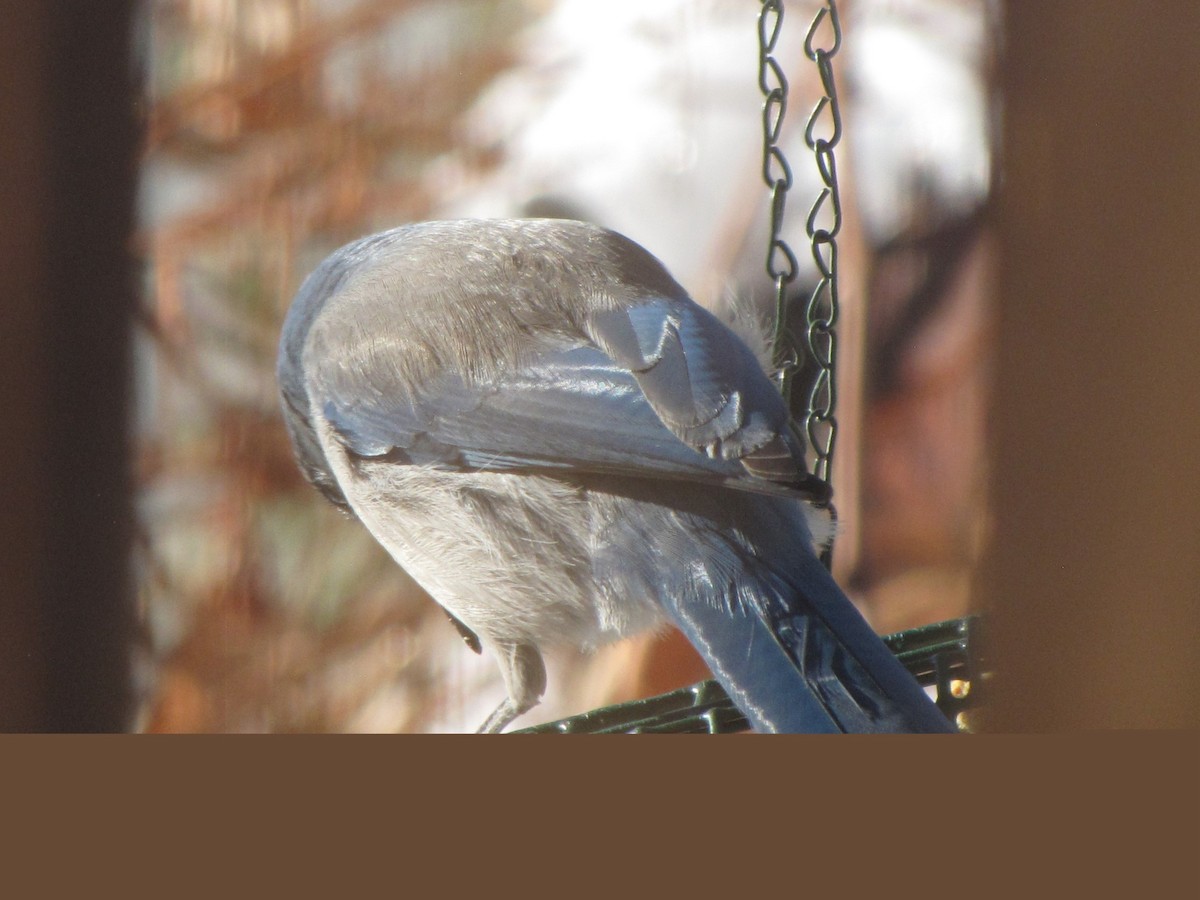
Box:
[277,218,955,733]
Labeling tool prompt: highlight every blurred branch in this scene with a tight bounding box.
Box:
[147,0,424,150]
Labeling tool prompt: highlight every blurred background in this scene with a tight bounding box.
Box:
[132,0,997,732]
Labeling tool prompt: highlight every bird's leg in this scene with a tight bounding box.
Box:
[476,641,547,733]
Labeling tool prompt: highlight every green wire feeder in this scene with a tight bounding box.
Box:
[515,615,985,734]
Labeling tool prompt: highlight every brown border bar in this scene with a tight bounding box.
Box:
[0,1,138,731]
[984,2,1200,729]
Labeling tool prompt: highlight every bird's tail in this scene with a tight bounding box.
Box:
[660,547,956,734]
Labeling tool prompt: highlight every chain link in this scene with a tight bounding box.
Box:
[758,0,842,500]
[758,0,801,408]
[802,2,842,488]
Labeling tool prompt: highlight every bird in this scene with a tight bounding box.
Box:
[276,217,955,734]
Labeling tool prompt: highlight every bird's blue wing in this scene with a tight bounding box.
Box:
[586,296,814,486]
[318,340,764,488]
[587,298,780,456]
[313,294,813,491]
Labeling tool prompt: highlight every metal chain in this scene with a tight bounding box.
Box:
[802,1,842,488]
[758,0,801,408]
[758,0,842,493]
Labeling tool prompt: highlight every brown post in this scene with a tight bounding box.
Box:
[985,2,1200,729]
